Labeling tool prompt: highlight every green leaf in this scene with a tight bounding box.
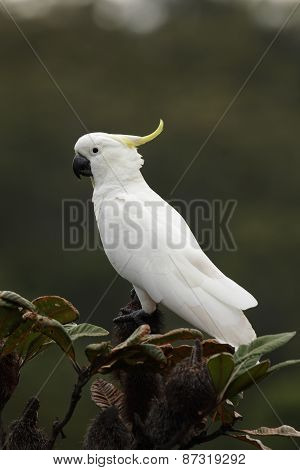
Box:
[0,299,17,308]
[231,392,244,408]
[233,356,261,377]
[99,344,167,373]
[88,339,169,375]
[0,319,35,357]
[85,342,112,363]
[114,325,151,350]
[22,311,76,362]
[207,353,235,395]
[64,323,108,341]
[0,306,23,340]
[268,359,300,373]
[0,291,36,312]
[19,297,81,363]
[227,432,270,450]
[234,332,296,365]
[241,425,300,438]
[216,399,242,426]
[21,333,52,363]
[32,296,79,324]
[0,312,51,362]
[144,328,203,345]
[134,344,167,365]
[225,360,270,398]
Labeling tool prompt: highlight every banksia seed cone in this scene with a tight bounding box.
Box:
[120,367,163,422]
[165,340,217,418]
[6,397,48,450]
[83,406,133,450]
[135,340,217,449]
[134,397,175,449]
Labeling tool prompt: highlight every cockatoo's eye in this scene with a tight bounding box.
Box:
[92,147,99,154]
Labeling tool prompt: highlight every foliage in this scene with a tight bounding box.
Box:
[0,289,299,450]
[0,291,108,368]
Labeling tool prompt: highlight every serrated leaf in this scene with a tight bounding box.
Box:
[234,332,296,365]
[207,353,235,395]
[91,378,125,418]
[227,432,270,450]
[0,291,36,312]
[268,359,300,373]
[144,328,203,345]
[64,323,108,341]
[32,296,79,324]
[225,360,270,398]
[241,425,300,438]
[23,311,76,362]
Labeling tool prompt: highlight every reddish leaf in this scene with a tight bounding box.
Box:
[91,378,125,418]
[227,432,270,450]
[241,425,300,438]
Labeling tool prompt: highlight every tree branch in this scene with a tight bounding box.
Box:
[48,367,91,449]
[180,426,227,449]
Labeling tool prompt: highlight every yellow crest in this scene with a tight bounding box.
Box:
[119,119,164,148]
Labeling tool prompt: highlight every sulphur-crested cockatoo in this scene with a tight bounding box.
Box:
[73,120,257,347]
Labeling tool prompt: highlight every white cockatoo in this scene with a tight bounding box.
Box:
[73,120,257,347]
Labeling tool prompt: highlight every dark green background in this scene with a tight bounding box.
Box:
[0,0,299,449]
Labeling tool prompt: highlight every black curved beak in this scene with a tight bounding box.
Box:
[72,153,92,179]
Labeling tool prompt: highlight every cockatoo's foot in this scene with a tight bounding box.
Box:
[112,290,163,343]
[113,309,152,327]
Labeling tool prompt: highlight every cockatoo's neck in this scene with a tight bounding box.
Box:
[91,146,148,205]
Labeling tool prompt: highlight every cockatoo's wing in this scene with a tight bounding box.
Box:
[98,191,257,347]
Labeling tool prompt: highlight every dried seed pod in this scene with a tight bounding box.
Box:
[134,396,173,449]
[166,340,217,418]
[132,412,153,449]
[120,366,163,422]
[83,406,133,450]
[136,341,217,449]
[6,397,48,450]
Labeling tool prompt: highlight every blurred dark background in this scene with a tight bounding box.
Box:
[0,0,299,449]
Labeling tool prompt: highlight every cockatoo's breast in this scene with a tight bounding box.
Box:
[92,181,200,286]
